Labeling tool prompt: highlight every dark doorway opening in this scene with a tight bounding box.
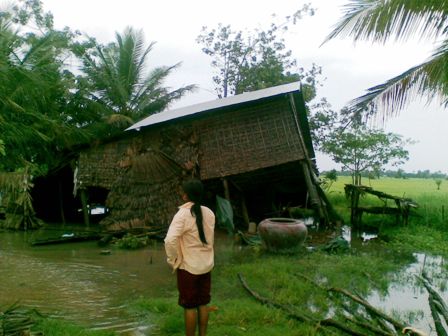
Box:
[32,165,83,224]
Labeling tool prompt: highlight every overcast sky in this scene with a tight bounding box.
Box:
[39,0,448,173]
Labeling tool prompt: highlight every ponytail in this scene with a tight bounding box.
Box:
[182,179,207,244]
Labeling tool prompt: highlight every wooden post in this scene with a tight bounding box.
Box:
[351,187,359,226]
[300,161,325,222]
[241,196,250,228]
[80,189,90,226]
[228,179,250,228]
[222,178,230,201]
[58,180,66,225]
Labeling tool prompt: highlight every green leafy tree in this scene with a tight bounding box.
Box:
[0,1,89,174]
[325,0,448,118]
[196,5,339,152]
[80,27,196,132]
[321,122,411,185]
[196,4,318,99]
[320,169,338,191]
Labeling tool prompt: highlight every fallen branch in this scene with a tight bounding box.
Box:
[428,297,448,336]
[238,273,379,335]
[418,274,448,336]
[296,273,406,333]
[342,315,395,336]
[237,273,312,323]
[420,274,448,313]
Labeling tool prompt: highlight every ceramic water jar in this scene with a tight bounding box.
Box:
[258,218,308,251]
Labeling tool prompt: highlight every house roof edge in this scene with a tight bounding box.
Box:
[126,81,301,131]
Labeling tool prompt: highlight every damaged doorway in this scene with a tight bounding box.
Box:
[32,165,82,224]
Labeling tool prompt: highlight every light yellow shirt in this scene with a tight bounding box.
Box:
[164,202,215,275]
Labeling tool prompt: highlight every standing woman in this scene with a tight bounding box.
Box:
[164,179,215,336]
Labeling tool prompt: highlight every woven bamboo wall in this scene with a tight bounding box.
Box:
[196,97,305,180]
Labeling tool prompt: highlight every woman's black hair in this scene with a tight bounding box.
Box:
[182,179,207,244]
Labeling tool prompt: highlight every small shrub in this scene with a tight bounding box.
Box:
[114,234,148,249]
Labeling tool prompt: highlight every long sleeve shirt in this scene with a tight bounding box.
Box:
[164,202,215,275]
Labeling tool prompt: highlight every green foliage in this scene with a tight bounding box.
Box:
[385,225,448,257]
[319,169,338,191]
[0,1,90,173]
[196,4,316,98]
[435,178,443,190]
[0,303,42,336]
[80,27,196,134]
[321,121,411,185]
[289,206,315,219]
[325,0,448,117]
[113,233,148,249]
[0,3,196,173]
[0,139,5,156]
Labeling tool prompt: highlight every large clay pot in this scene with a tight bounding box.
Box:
[258,218,308,252]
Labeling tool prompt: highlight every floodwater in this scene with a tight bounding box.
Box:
[1,224,447,335]
[341,225,448,335]
[0,225,178,335]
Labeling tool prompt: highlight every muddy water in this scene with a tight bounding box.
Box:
[0,226,177,334]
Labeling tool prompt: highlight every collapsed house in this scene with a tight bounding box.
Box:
[41,82,334,231]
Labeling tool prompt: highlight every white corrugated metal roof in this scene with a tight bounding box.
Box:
[126,81,301,131]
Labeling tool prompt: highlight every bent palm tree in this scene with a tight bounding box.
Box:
[82,27,196,129]
[325,0,448,119]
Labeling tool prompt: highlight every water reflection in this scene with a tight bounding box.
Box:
[368,253,447,335]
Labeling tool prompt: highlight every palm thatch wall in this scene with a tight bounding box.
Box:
[0,170,43,230]
[76,124,199,231]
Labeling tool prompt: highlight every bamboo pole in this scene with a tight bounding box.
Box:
[80,189,90,227]
[222,178,230,201]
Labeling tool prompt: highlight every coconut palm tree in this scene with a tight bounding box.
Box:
[81,27,196,130]
[325,0,448,119]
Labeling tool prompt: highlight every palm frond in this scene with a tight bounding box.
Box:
[346,39,448,120]
[132,64,181,108]
[325,0,448,44]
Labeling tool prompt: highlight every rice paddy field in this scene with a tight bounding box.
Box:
[328,175,448,199]
[326,176,448,230]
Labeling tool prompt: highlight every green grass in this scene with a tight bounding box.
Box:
[35,318,115,336]
[129,246,417,335]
